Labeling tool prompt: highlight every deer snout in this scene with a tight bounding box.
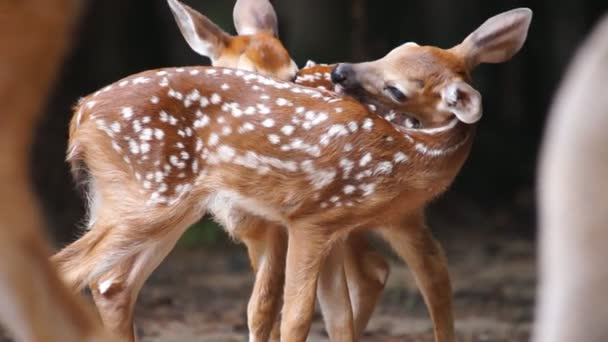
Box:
[331,63,357,88]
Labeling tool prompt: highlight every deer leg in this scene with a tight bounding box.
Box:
[87,217,194,342]
[239,217,287,342]
[379,214,455,342]
[53,199,200,341]
[343,232,389,336]
[280,224,336,342]
[317,240,356,341]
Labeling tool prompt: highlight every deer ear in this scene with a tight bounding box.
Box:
[233,0,279,36]
[439,81,482,124]
[451,8,532,69]
[167,0,231,60]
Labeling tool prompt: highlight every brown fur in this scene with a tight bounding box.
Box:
[0,0,110,341]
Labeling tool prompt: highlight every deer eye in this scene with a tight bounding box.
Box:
[384,85,408,102]
[405,117,421,129]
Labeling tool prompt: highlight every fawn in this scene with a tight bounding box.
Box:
[534,14,608,342]
[168,0,390,339]
[52,5,532,342]
[0,0,110,341]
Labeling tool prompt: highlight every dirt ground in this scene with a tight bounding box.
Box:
[133,223,536,342]
[0,215,535,342]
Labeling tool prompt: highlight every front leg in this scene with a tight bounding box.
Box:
[378,213,455,342]
[281,224,335,342]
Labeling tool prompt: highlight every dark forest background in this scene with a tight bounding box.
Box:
[31,0,607,246]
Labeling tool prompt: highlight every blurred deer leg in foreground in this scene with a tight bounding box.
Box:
[0,1,108,341]
[534,14,608,342]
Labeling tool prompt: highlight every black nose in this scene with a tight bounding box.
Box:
[331,63,355,85]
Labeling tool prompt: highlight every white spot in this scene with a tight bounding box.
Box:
[110,122,121,133]
[159,77,169,87]
[339,158,354,179]
[335,107,343,113]
[359,183,376,196]
[140,142,151,154]
[343,185,356,194]
[208,133,219,146]
[244,106,256,115]
[168,89,183,101]
[128,139,140,154]
[362,118,374,131]
[260,94,270,100]
[268,134,281,144]
[310,169,336,189]
[180,151,190,160]
[156,70,168,76]
[206,69,217,75]
[262,119,275,128]
[158,183,168,193]
[359,153,372,167]
[190,69,200,75]
[121,107,134,119]
[132,120,142,133]
[193,114,210,128]
[154,128,165,140]
[394,152,408,163]
[210,93,222,104]
[200,97,209,108]
[276,98,292,106]
[132,77,151,85]
[221,83,230,90]
[192,159,199,173]
[344,143,353,152]
[257,104,271,115]
[140,128,153,141]
[222,126,232,136]
[195,138,204,152]
[119,80,128,87]
[155,171,164,183]
[281,125,295,136]
[320,124,349,146]
[347,121,358,133]
[217,145,236,162]
[373,161,393,176]
[238,122,255,133]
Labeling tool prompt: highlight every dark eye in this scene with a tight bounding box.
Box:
[385,85,408,102]
[405,117,421,129]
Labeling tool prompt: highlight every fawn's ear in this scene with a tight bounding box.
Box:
[233,0,279,36]
[167,0,231,60]
[439,81,483,124]
[451,8,532,69]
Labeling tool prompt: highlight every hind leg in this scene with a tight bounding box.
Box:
[235,216,287,342]
[53,202,201,341]
[88,230,187,341]
[344,232,389,336]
